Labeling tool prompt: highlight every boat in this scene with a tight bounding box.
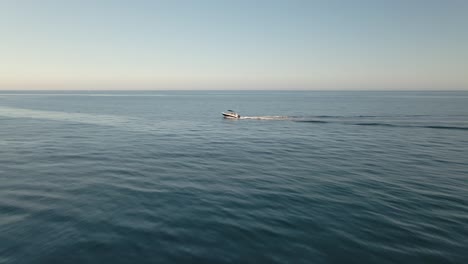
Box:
[222,110,241,118]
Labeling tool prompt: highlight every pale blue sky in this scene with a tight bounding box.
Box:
[0,0,467,90]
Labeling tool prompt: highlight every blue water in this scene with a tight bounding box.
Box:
[1,91,467,263]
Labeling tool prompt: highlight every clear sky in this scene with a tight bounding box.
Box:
[1,0,467,90]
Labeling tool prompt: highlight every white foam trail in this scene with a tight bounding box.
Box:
[240,116,290,120]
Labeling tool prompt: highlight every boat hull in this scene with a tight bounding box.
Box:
[222,112,240,118]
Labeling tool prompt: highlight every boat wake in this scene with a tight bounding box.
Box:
[296,116,468,131]
[237,114,468,131]
[240,116,290,120]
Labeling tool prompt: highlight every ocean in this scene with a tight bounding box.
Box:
[0,91,467,263]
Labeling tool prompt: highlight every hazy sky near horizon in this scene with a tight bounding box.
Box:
[1,0,467,90]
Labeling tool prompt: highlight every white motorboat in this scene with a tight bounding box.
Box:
[222,110,241,118]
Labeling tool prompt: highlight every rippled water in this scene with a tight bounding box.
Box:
[1,91,467,263]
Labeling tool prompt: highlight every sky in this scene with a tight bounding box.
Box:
[0,0,467,90]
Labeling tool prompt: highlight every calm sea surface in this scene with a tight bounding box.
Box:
[0,91,467,263]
